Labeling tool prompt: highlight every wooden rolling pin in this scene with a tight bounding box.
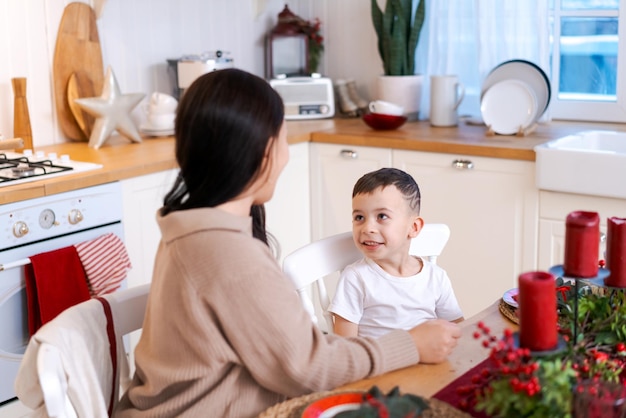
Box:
[0,137,25,151]
[12,77,34,153]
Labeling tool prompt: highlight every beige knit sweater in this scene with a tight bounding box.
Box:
[114,207,419,418]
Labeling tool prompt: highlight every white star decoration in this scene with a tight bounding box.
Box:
[74,66,145,149]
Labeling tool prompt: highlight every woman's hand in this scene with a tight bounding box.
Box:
[408,319,461,364]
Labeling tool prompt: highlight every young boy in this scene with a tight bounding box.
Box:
[328,168,464,338]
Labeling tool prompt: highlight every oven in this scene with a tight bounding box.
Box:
[0,176,124,411]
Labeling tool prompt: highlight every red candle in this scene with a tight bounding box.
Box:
[563,211,600,278]
[605,217,626,288]
[518,271,558,351]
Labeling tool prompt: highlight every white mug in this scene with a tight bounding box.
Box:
[147,112,175,130]
[430,75,465,127]
[144,92,178,115]
[368,100,404,116]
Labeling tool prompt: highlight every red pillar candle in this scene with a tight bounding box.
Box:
[563,211,600,278]
[518,271,558,351]
[605,217,626,288]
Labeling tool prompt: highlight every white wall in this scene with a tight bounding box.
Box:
[0,0,380,147]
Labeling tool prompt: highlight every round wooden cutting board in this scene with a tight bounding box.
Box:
[53,3,104,141]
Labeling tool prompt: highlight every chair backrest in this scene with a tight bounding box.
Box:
[15,283,150,418]
[282,224,451,333]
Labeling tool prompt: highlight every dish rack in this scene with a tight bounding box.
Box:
[485,122,538,137]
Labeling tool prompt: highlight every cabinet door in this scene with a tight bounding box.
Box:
[266,142,311,263]
[537,190,622,270]
[310,143,392,240]
[394,150,538,318]
[121,169,178,288]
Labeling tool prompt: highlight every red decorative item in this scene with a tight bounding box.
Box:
[563,211,600,278]
[518,271,558,351]
[265,5,324,78]
[362,113,407,130]
[605,217,626,288]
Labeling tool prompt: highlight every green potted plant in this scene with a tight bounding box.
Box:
[371,0,426,120]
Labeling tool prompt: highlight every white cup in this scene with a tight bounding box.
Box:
[368,100,404,116]
[147,112,175,130]
[430,75,465,127]
[145,92,178,115]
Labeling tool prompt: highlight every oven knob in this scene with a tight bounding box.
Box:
[13,221,29,238]
[68,209,84,225]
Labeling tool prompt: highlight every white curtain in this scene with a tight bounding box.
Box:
[420,0,550,120]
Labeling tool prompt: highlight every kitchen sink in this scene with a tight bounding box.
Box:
[534,130,626,199]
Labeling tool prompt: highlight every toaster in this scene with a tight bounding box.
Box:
[269,76,335,120]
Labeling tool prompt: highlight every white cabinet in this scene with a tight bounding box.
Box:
[266,142,312,263]
[121,169,178,289]
[394,150,538,317]
[537,190,626,270]
[309,143,392,240]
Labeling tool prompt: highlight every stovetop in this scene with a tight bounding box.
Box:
[0,151,102,187]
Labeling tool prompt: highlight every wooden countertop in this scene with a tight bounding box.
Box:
[0,135,177,205]
[1,117,624,204]
[311,118,626,161]
[336,301,517,398]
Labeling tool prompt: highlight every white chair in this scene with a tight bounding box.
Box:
[283,224,451,333]
[14,283,150,418]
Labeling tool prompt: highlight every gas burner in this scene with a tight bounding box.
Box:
[0,152,103,187]
[11,164,37,178]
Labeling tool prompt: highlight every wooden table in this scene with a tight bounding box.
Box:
[336,301,518,398]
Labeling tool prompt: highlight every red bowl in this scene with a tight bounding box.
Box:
[362,112,408,130]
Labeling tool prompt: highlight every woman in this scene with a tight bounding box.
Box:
[114,68,460,417]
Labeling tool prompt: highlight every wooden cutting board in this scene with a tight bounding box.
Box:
[67,71,97,138]
[53,2,104,142]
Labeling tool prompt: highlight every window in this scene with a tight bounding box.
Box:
[423,0,626,123]
[549,0,626,122]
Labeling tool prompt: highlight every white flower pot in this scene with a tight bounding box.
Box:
[376,75,424,121]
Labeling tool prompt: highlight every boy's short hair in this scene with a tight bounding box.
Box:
[353,168,421,214]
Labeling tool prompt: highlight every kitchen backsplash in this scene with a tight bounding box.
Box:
[0,0,380,147]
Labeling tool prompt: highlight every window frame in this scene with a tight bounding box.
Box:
[549,1,626,122]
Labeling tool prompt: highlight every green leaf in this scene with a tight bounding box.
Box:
[371,0,425,75]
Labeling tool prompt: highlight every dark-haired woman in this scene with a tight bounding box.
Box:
[114,68,460,418]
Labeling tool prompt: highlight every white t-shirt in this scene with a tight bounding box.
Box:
[328,257,463,338]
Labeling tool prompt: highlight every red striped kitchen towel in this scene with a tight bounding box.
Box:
[75,232,132,297]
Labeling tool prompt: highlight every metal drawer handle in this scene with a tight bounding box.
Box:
[340,149,358,159]
[452,159,474,170]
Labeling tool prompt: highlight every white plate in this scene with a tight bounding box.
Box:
[503,288,519,308]
[140,123,174,137]
[481,79,538,135]
[481,59,551,121]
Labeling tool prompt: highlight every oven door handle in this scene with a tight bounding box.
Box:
[0,258,31,271]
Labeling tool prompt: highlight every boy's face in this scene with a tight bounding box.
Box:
[351,185,423,262]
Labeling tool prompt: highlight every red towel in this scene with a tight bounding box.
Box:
[75,232,132,297]
[24,246,91,336]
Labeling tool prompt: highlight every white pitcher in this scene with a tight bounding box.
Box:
[430,75,465,127]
